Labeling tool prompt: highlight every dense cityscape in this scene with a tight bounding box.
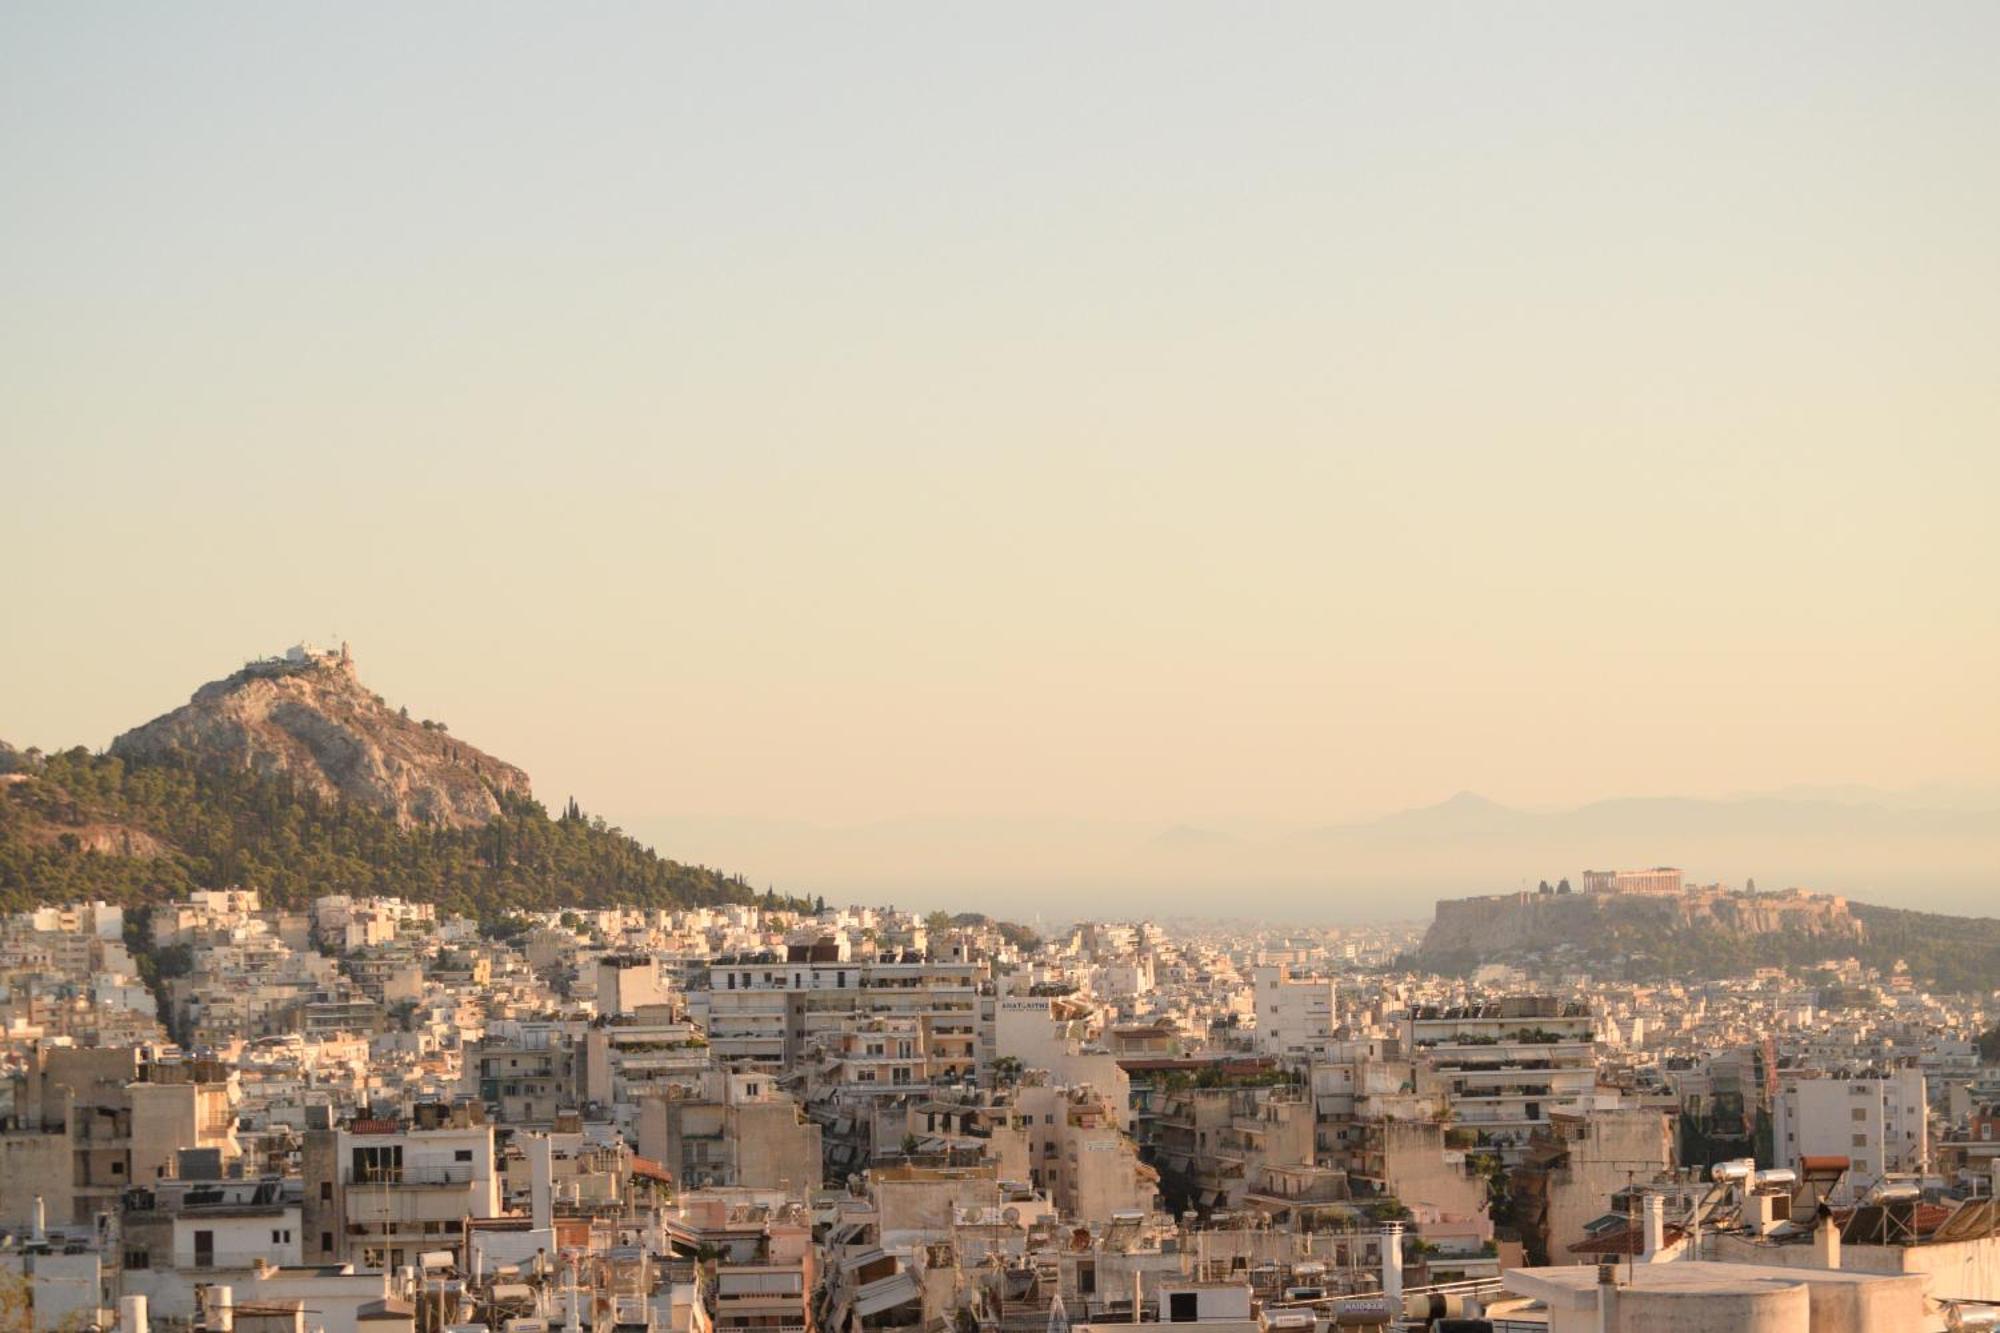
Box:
[2,868,1996,1331]
[10,4,1997,1331]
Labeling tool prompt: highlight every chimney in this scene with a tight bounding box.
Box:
[1815,1208,1841,1270]
[120,1295,149,1333]
[1380,1222,1404,1315]
[1596,1262,1618,1333]
[1641,1193,1666,1261]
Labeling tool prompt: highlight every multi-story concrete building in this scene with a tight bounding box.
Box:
[301,1102,501,1272]
[462,1026,581,1125]
[598,954,673,1017]
[1774,1068,1928,1201]
[699,950,986,1082]
[1408,998,1601,1162]
[0,1048,240,1226]
[996,1081,1158,1224]
[1250,965,1337,1056]
[637,1070,821,1191]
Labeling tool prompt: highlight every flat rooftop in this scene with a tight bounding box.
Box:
[1505,1261,1908,1311]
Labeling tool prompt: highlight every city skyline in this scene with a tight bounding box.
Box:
[7,10,2000,1333]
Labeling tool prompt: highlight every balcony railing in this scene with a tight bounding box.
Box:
[344,1164,475,1187]
[183,1251,283,1271]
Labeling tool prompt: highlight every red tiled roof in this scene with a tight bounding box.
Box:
[1568,1224,1686,1256]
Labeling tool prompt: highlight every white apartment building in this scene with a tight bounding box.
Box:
[1251,965,1338,1056]
[302,1108,502,1272]
[700,952,985,1080]
[1774,1068,1928,1202]
[597,954,673,1016]
[1408,998,1600,1161]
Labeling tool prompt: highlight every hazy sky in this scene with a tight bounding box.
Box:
[5,3,1997,839]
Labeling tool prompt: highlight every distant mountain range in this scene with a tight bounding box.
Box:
[1317,788,2000,841]
[623,787,2000,921]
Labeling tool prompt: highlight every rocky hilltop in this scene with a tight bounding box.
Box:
[1407,882,2000,992]
[110,645,530,829]
[2,648,772,916]
[1420,883,1862,958]
[1412,882,1871,981]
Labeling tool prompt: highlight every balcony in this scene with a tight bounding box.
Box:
[182,1251,283,1271]
[344,1164,475,1187]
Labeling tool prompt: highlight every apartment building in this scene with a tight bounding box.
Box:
[1774,1068,1928,1201]
[598,954,674,1017]
[999,1081,1158,1224]
[301,1102,501,1272]
[637,1071,822,1191]
[1150,1083,1317,1214]
[462,1026,581,1125]
[700,951,986,1083]
[0,1048,240,1227]
[1250,965,1337,1056]
[1407,998,1599,1161]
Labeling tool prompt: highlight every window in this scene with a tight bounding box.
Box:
[125,1251,150,1270]
[1852,1134,1868,1147]
[321,1232,334,1255]
[321,1182,334,1201]
[455,1149,474,1162]
[111,1161,124,1176]
[1169,1293,1199,1323]
[352,1145,404,1183]
[1852,1108,1868,1121]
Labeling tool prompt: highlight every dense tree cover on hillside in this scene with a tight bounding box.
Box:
[945,911,1041,952]
[1848,904,2000,997]
[0,747,771,918]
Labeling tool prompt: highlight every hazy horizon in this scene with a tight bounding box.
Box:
[6,4,1997,912]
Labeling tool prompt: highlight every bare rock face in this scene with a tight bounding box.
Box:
[1417,882,1863,965]
[110,646,531,828]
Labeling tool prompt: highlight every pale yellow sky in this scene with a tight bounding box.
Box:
[3,4,1997,847]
